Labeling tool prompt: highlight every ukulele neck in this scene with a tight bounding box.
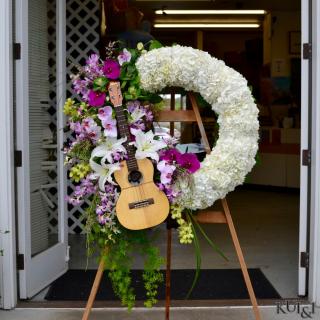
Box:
[114,105,138,172]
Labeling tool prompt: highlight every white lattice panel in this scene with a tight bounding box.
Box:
[66,0,100,234]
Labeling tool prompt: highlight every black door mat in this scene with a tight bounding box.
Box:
[45,269,281,301]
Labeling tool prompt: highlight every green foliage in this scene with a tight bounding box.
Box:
[83,201,165,310]
[149,40,163,51]
[69,162,91,183]
[69,140,94,162]
[93,76,109,92]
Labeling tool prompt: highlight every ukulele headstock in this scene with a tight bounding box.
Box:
[108,81,123,107]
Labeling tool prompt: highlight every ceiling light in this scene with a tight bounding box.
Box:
[155,10,266,15]
[154,23,260,28]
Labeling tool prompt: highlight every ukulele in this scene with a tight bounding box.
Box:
[108,81,169,230]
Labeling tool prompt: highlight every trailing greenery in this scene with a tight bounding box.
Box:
[82,193,164,309]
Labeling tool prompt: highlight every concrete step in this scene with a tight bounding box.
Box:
[0,306,319,320]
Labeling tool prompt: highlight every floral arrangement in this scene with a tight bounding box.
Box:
[64,42,258,308]
[136,45,259,209]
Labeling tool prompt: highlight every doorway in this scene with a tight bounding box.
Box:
[11,0,309,306]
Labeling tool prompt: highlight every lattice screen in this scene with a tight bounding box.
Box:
[66,0,100,234]
[46,0,100,234]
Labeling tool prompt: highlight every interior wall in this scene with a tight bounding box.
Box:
[270,11,301,77]
[204,31,261,60]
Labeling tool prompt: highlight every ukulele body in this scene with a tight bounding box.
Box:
[114,158,170,230]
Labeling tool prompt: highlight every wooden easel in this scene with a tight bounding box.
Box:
[82,92,262,320]
[160,92,262,320]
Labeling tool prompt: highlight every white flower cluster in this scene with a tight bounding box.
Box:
[136,45,259,210]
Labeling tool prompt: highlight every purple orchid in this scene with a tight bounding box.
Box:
[98,106,113,121]
[102,118,117,138]
[84,54,103,78]
[178,153,200,173]
[103,59,120,80]
[157,160,176,185]
[66,175,97,206]
[88,90,106,107]
[160,148,182,164]
[117,48,132,66]
[81,118,102,142]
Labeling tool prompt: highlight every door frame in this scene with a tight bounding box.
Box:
[1,0,320,310]
[308,0,320,306]
[0,0,17,310]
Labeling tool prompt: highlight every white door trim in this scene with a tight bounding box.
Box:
[57,0,67,246]
[298,0,310,296]
[0,0,17,310]
[309,0,320,307]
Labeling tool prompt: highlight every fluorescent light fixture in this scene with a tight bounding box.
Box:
[154,23,260,28]
[155,10,266,15]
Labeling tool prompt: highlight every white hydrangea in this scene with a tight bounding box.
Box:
[136,45,259,210]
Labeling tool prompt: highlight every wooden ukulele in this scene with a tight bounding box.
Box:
[108,81,169,230]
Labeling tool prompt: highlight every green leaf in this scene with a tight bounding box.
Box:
[93,76,108,92]
[190,214,228,261]
[149,40,163,50]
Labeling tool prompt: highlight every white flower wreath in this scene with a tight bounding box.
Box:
[136,45,259,210]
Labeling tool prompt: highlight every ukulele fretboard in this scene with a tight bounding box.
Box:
[114,105,138,172]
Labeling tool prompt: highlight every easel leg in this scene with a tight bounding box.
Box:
[165,228,172,320]
[221,198,262,320]
[82,257,105,320]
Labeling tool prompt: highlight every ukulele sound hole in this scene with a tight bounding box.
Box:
[128,170,143,185]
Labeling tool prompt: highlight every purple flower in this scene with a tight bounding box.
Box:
[102,118,117,138]
[157,160,176,185]
[117,49,132,66]
[86,53,99,66]
[81,118,102,142]
[103,59,120,80]
[160,148,182,164]
[84,54,104,78]
[145,110,154,122]
[98,106,113,121]
[69,121,82,135]
[66,175,97,206]
[95,186,118,226]
[178,153,200,173]
[88,90,106,107]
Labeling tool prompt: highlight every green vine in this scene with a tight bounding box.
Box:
[82,197,164,309]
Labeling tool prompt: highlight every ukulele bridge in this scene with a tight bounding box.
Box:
[128,198,154,209]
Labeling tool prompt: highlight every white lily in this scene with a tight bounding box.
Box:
[131,130,167,162]
[89,157,120,190]
[128,107,146,124]
[90,137,127,164]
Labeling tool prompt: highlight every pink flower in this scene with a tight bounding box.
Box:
[117,49,132,66]
[157,160,176,185]
[160,148,182,164]
[88,90,106,107]
[178,153,200,173]
[103,59,120,79]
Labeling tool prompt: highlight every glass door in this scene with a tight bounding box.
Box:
[15,0,68,298]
